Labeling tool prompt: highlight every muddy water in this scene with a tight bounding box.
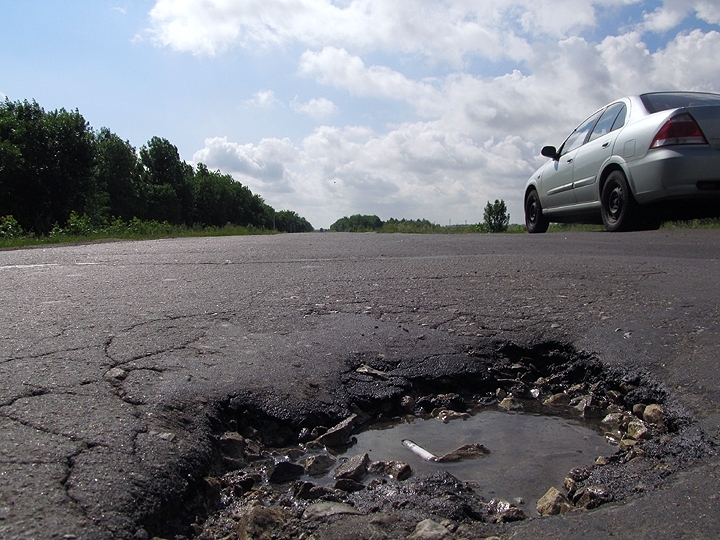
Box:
[338,410,611,505]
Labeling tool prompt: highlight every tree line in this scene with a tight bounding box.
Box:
[0,98,313,236]
[330,203,511,233]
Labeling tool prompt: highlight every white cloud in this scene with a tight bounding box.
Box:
[147,0,636,63]
[599,29,720,93]
[641,3,689,33]
[148,0,720,227]
[639,0,720,33]
[243,90,279,109]
[191,26,720,228]
[193,113,542,227]
[694,1,720,25]
[298,47,439,112]
[290,97,338,119]
[194,136,299,194]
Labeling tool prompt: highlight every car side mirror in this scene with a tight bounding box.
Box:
[541,146,559,160]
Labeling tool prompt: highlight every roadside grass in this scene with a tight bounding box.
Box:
[660,218,720,229]
[546,218,720,233]
[3,216,718,249]
[0,218,273,250]
[376,223,527,234]
[547,223,605,233]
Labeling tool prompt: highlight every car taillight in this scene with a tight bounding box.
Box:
[650,113,708,148]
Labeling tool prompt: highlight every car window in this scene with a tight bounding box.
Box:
[611,105,627,131]
[588,103,626,142]
[641,92,720,113]
[560,111,603,155]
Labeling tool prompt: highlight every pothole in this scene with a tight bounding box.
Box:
[146,344,715,540]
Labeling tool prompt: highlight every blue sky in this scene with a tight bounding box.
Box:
[2,1,720,228]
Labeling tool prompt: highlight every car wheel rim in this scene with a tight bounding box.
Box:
[527,198,539,225]
[608,185,623,222]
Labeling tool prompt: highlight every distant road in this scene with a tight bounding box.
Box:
[1,231,719,539]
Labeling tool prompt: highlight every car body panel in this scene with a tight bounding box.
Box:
[525,92,720,229]
[542,150,577,208]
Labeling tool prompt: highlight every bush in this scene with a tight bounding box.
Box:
[483,199,510,233]
[64,212,95,236]
[0,215,23,238]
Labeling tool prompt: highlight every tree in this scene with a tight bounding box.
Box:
[274,209,313,232]
[483,199,510,232]
[0,99,95,234]
[93,128,140,222]
[330,214,382,232]
[139,137,191,224]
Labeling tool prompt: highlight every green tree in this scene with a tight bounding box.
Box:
[93,128,140,222]
[274,209,313,232]
[483,199,510,232]
[0,99,95,234]
[138,136,196,224]
[330,214,383,232]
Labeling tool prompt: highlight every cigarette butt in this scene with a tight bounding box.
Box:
[402,439,437,461]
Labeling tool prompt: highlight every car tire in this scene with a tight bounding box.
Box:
[525,189,549,233]
[601,171,637,232]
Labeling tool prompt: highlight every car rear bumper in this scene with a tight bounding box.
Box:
[628,146,720,204]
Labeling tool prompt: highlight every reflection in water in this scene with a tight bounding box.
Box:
[340,410,610,504]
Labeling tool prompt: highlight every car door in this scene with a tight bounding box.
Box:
[572,103,627,204]
[541,110,603,209]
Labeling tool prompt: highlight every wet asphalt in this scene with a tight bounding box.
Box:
[1,230,719,539]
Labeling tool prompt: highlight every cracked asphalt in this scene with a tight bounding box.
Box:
[1,230,719,539]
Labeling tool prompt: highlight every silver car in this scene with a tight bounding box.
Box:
[524,92,720,232]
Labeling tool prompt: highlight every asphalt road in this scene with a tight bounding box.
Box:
[1,230,719,539]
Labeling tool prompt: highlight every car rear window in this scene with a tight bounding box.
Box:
[641,92,720,113]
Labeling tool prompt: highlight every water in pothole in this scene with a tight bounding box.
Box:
[332,409,611,506]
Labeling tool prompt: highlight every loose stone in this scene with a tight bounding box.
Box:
[433,408,471,423]
[601,412,624,426]
[219,431,246,459]
[436,444,490,463]
[356,364,390,379]
[620,438,639,450]
[334,453,370,481]
[643,404,665,425]
[632,403,647,417]
[303,502,362,519]
[334,478,366,492]
[294,481,339,500]
[563,476,577,498]
[543,393,571,406]
[627,420,651,440]
[536,486,574,516]
[304,453,336,476]
[367,460,413,480]
[401,395,416,412]
[492,507,527,523]
[573,485,610,509]
[104,367,127,381]
[498,397,523,411]
[407,518,449,540]
[315,414,359,447]
[574,395,605,418]
[237,506,289,540]
[268,461,304,483]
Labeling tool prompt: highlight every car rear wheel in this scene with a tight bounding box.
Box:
[601,171,637,232]
[525,189,549,233]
